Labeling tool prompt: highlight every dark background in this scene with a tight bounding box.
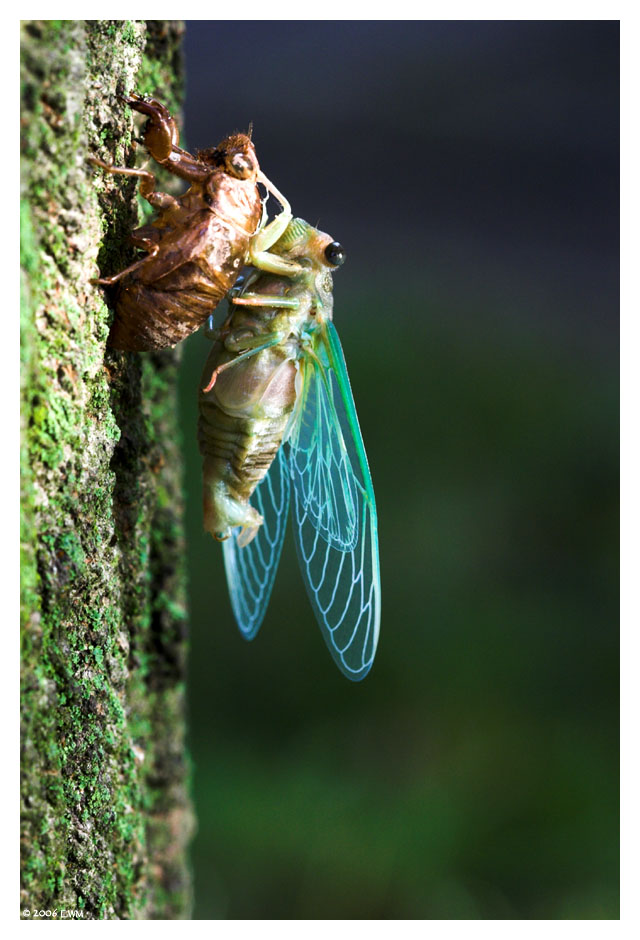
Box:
[176,21,619,919]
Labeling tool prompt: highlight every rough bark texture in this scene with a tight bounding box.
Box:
[20,21,193,919]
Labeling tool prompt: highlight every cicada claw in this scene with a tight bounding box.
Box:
[237,525,260,548]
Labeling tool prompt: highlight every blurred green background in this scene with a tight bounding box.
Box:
[178,21,619,918]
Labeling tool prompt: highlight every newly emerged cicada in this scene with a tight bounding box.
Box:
[91,95,294,350]
[198,219,381,680]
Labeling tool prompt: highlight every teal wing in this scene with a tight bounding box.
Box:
[222,445,290,640]
[286,320,381,680]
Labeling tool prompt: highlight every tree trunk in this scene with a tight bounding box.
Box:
[20,21,193,920]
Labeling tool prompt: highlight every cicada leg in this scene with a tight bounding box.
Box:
[204,315,220,340]
[201,331,285,392]
[231,294,299,309]
[228,268,261,299]
[236,524,260,548]
[251,172,304,277]
[202,456,264,541]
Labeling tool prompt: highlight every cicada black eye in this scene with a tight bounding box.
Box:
[324,241,346,267]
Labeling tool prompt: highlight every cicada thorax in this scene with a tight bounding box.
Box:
[108,144,264,351]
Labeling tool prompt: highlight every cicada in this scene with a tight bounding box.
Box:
[198,218,380,680]
[90,95,294,350]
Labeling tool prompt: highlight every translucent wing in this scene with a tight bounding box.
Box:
[287,321,381,680]
[222,445,290,640]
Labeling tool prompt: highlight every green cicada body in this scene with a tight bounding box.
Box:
[197,219,380,680]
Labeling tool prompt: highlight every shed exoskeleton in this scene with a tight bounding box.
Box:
[90,94,296,350]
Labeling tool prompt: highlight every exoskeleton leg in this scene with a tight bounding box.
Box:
[88,156,180,211]
[93,238,160,286]
[125,94,211,183]
[88,155,180,284]
[125,94,179,163]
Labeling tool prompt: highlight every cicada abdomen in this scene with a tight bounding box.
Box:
[197,313,298,543]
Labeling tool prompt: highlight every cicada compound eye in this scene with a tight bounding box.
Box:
[228,152,255,179]
[324,241,346,267]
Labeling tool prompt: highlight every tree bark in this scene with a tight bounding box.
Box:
[20,21,193,919]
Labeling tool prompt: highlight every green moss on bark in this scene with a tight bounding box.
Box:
[21,20,193,919]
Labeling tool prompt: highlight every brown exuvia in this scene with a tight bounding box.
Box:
[90,95,290,351]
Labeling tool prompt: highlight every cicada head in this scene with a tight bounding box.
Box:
[197,133,259,180]
[275,218,347,271]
